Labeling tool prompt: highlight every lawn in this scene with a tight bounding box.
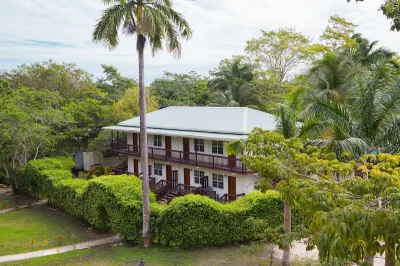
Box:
[0,206,109,256]
[1,245,319,266]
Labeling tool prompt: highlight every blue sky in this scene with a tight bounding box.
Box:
[0,0,399,84]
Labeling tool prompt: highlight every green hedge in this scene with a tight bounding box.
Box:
[20,158,308,247]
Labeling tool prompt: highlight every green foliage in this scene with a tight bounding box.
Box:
[208,56,261,108]
[54,155,75,170]
[96,64,138,101]
[19,158,64,196]
[159,192,308,248]
[20,158,308,248]
[150,71,209,108]
[348,0,400,31]
[112,88,159,122]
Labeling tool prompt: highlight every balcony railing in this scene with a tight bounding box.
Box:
[111,142,250,174]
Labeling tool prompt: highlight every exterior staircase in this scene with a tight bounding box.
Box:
[112,160,128,174]
[157,184,217,204]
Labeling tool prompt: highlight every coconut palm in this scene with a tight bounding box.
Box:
[92,0,192,248]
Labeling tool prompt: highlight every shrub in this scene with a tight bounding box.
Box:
[20,158,309,248]
[53,179,88,218]
[19,158,64,196]
[81,175,153,231]
[54,155,75,170]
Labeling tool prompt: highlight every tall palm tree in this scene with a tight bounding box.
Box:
[93,0,192,248]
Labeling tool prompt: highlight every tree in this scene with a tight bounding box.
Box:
[208,56,261,108]
[285,153,400,265]
[0,60,95,104]
[348,0,400,31]
[92,0,192,248]
[227,129,352,266]
[63,98,113,150]
[113,87,159,122]
[300,59,400,157]
[0,79,65,193]
[320,15,358,50]
[96,64,138,101]
[150,71,209,108]
[246,28,318,92]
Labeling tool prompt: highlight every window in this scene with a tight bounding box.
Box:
[212,173,224,189]
[153,135,162,147]
[194,139,204,152]
[212,140,224,155]
[194,170,205,184]
[154,163,163,176]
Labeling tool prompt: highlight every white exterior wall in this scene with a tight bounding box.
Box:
[127,133,133,145]
[123,135,256,196]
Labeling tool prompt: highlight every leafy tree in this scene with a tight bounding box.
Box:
[208,56,261,108]
[92,0,192,247]
[227,129,352,266]
[320,15,358,50]
[0,60,95,104]
[150,71,209,108]
[348,0,400,31]
[0,80,65,193]
[113,87,159,122]
[96,64,138,101]
[246,28,319,92]
[285,153,400,265]
[62,98,113,150]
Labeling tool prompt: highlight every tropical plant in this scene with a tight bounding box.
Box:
[300,74,400,157]
[208,56,260,108]
[92,0,192,247]
[150,71,209,108]
[227,129,353,266]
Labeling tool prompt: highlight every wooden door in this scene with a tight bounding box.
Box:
[166,165,172,181]
[148,165,152,177]
[228,154,236,168]
[184,168,191,186]
[165,136,172,158]
[133,159,139,176]
[133,133,138,153]
[183,138,190,160]
[228,176,236,200]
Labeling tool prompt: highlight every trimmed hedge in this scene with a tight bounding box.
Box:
[20,158,308,248]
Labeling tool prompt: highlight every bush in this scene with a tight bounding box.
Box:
[19,158,64,196]
[158,192,308,248]
[20,158,309,248]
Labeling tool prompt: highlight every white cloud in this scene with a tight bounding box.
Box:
[0,0,399,84]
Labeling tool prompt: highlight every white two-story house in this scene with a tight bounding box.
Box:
[104,106,278,202]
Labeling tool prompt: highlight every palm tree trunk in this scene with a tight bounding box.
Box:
[138,35,150,248]
[282,200,291,266]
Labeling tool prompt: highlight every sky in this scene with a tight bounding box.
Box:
[0,0,399,84]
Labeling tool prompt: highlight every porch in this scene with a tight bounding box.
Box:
[111,142,250,174]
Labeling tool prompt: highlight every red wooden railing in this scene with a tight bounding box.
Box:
[111,142,249,174]
[218,193,246,204]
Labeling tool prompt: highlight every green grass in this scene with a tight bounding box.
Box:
[0,194,32,209]
[0,207,105,256]
[1,245,319,266]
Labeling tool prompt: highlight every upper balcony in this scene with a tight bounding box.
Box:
[111,141,250,174]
